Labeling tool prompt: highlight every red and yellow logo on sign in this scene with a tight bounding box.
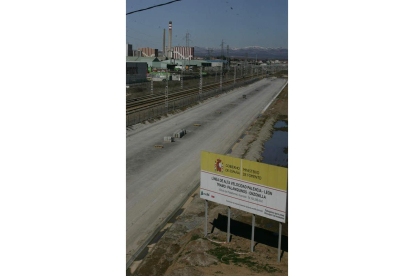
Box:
[214,159,224,173]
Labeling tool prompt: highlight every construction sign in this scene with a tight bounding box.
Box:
[200,151,287,223]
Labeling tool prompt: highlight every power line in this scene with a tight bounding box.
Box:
[220,39,225,60]
[126,0,182,15]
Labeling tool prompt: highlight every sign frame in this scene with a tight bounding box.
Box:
[200,151,287,223]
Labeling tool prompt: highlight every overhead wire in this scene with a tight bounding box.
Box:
[126,0,182,15]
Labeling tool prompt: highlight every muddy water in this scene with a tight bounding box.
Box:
[261,120,288,167]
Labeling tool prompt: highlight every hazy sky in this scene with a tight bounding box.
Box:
[126,0,288,50]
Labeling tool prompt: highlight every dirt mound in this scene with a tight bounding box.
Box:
[179,252,217,267]
[185,238,216,253]
[166,266,204,276]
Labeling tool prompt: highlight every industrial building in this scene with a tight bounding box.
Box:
[138,47,158,57]
[126,56,161,70]
[126,44,133,56]
[166,59,212,68]
[173,47,194,60]
[160,60,179,70]
[126,62,148,84]
[203,60,227,67]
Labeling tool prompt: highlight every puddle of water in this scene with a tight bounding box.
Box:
[261,120,288,167]
[148,229,168,246]
[168,208,184,224]
[134,246,149,262]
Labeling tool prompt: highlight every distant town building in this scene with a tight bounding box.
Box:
[138,47,158,57]
[173,46,194,60]
[126,56,161,69]
[126,44,133,56]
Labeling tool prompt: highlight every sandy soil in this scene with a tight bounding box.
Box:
[131,84,288,276]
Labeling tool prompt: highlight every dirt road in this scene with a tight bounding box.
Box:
[126,78,288,264]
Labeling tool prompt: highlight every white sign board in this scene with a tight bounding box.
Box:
[200,151,288,223]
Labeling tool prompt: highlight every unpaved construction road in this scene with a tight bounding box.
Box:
[126,78,288,264]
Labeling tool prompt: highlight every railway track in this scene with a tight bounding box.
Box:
[126,73,273,115]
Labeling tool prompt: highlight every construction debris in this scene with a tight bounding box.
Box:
[173,129,187,138]
[164,136,174,143]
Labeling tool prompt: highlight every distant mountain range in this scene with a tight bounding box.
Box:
[193,46,288,60]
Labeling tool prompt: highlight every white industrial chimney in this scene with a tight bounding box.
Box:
[168,21,172,58]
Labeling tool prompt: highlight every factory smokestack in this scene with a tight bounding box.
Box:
[163,29,166,58]
[168,21,172,59]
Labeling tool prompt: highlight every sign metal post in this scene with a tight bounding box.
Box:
[227,207,231,243]
[251,214,255,252]
[278,222,282,263]
[205,200,208,237]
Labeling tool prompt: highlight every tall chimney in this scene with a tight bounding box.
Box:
[169,21,172,59]
[163,29,166,58]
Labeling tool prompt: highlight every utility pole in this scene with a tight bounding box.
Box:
[234,65,236,85]
[165,72,169,110]
[184,31,189,71]
[151,76,153,95]
[207,48,213,60]
[220,39,224,60]
[180,70,183,89]
[226,45,230,69]
[199,66,203,100]
[220,64,223,91]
